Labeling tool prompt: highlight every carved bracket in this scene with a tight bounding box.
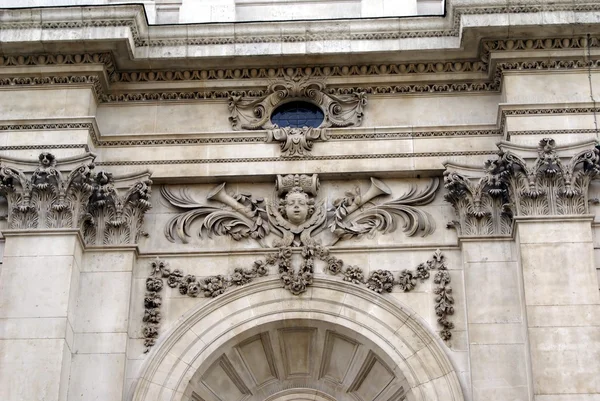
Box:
[228,76,366,131]
[143,249,452,351]
[162,175,438,248]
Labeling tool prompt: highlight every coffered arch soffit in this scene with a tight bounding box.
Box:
[132,277,464,401]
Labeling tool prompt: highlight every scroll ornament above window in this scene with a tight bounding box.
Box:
[228,77,367,156]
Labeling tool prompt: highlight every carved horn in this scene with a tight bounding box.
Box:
[346,177,392,215]
[207,182,254,219]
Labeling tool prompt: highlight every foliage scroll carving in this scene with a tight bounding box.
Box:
[228,77,366,131]
[162,174,438,248]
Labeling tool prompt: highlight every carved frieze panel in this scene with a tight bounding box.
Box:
[0,152,152,245]
[162,174,438,248]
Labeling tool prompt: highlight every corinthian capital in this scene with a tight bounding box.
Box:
[83,170,153,245]
[443,161,513,237]
[496,138,600,216]
[0,152,95,229]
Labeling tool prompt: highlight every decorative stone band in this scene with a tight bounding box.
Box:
[143,249,453,351]
[444,138,600,236]
[0,152,153,245]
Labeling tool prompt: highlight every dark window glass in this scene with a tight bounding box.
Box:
[271,101,324,128]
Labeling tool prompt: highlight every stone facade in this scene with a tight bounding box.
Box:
[0,1,599,401]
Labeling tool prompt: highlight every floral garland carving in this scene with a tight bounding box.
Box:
[143,249,453,350]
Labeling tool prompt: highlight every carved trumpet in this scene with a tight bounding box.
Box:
[344,177,392,215]
[207,182,255,219]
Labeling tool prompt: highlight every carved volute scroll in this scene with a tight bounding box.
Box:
[444,138,600,235]
[228,77,367,131]
[83,170,153,245]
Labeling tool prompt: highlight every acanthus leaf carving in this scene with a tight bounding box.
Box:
[163,174,437,248]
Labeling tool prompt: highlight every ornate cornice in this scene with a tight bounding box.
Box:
[2,3,599,48]
[0,35,600,102]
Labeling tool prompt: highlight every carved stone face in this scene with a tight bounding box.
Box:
[39,152,54,167]
[285,192,309,225]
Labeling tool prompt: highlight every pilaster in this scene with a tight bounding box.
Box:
[445,137,600,401]
[0,229,83,401]
[0,152,152,401]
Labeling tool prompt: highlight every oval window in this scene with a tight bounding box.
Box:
[271,101,324,128]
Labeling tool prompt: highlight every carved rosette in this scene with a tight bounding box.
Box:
[83,171,153,245]
[0,152,153,245]
[444,138,600,234]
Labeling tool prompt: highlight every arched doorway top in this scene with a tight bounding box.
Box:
[131,276,464,401]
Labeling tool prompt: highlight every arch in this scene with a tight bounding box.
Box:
[131,277,464,401]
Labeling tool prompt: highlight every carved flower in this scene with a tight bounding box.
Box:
[146,277,163,292]
[415,263,430,281]
[327,256,343,274]
[231,267,256,286]
[434,270,451,286]
[278,246,293,260]
[253,260,268,276]
[143,309,161,324]
[167,269,183,288]
[343,266,364,284]
[202,275,228,297]
[397,270,417,292]
[144,292,162,308]
[142,325,159,339]
[178,275,197,295]
[366,269,395,293]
